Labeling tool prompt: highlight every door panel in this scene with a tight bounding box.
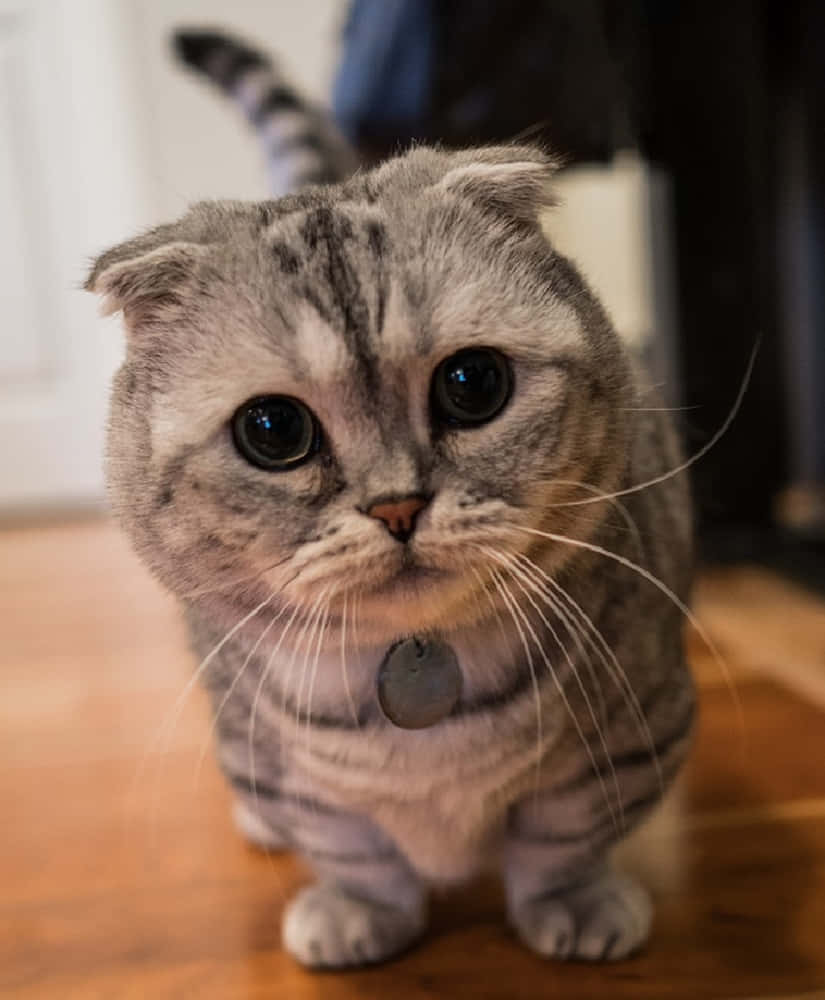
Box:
[0,0,147,508]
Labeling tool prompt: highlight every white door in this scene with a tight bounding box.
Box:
[0,0,153,509]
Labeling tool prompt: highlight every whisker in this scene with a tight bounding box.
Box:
[138,589,277,843]
[351,585,366,692]
[483,548,623,829]
[303,590,335,803]
[513,550,663,789]
[339,591,360,728]
[166,592,277,741]
[472,565,519,664]
[284,587,331,816]
[540,478,644,557]
[489,564,621,831]
[507,551,608,728]
[176,553,294,602]
[247,598,305,863]
[294,591,325,730]
[619,405,701,412]
[303,590,333,733]
[192,598,292,789]
[508,118,550,143]
[513,524,744,736]
[482,567,544,797]
[549,341,759,509]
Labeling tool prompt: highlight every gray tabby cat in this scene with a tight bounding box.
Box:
[85,33,694,971]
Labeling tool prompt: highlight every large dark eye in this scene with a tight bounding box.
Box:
[431,348,512,427]
[232,396,319,470]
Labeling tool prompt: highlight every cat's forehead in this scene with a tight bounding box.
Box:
[245,195,584,382]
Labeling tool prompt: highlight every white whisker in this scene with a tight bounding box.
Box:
[176,553,294,601]
[193,600,290,789]
[285,586,331,815]
[139,589,277,843]
[304,591,333,733]
[483,547,622,829]
[513,524,743,734]
[501,549,608,726]
[511,552,607,728]
[549,342,758,509]
[247,598,305,855]
[541,478,644,557]
[303,591,335,805]
[619,405,701,412]
[514,550,664,790]
[482,567,544,796]
[339,591,360,728]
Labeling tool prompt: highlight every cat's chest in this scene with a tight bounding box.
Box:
[282,719,544,881]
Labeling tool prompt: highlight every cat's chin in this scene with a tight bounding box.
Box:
[348,565,485,643]
[368,562,447,595]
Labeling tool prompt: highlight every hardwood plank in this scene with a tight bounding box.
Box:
[694,568,825,705]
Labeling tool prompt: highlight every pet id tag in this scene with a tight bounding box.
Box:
[377,636,462,729]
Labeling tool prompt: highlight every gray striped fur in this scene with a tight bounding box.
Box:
[87,144,694,968]
[173,29,358,195]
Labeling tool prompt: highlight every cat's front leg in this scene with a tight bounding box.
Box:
[503,787,655,962]
[229,778,426,968]
[505,679,694,961]
[282,816,427,969]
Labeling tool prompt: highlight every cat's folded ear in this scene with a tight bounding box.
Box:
[85,225,211,327]
[437,145,560,223]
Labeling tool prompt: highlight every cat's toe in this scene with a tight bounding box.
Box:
[574,874,651,960]
[282,883,424,969]
[510,896,576,958]
[512,870,652,962]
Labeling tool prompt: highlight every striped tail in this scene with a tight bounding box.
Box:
[173,29,359,196]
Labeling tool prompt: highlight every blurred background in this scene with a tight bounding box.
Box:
[1,0,824,586]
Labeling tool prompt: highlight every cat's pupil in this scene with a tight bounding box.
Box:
[232,396,317,470]
[432,348,511,426]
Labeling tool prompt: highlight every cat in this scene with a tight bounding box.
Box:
[85,30,694,969]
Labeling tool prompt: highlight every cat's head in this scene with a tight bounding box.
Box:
[87,146,632,644]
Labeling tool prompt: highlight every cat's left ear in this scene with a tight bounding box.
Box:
[438,146,560,224]
[85,225,211,328]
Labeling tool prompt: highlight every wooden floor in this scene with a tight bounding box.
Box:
[2,519,825,999]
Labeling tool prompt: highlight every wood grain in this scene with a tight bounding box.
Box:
[1,519,824,999]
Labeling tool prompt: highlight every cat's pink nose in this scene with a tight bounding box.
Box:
[367,496,429,542]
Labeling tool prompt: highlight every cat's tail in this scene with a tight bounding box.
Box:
[173,28,358,195]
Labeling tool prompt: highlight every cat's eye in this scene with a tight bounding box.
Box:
[232,395,319,470]
[431,348,512,427]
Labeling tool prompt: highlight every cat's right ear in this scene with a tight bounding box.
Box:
[438,146,560,226]
[85,231,210,328]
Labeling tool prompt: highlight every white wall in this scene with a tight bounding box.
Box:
[547,153,679,394]
[0,0,150,509]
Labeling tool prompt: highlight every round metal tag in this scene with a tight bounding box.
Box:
[377,637,462,730]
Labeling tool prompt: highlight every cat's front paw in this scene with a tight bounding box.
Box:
[282,883,425,968]
[510,870,652,961]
